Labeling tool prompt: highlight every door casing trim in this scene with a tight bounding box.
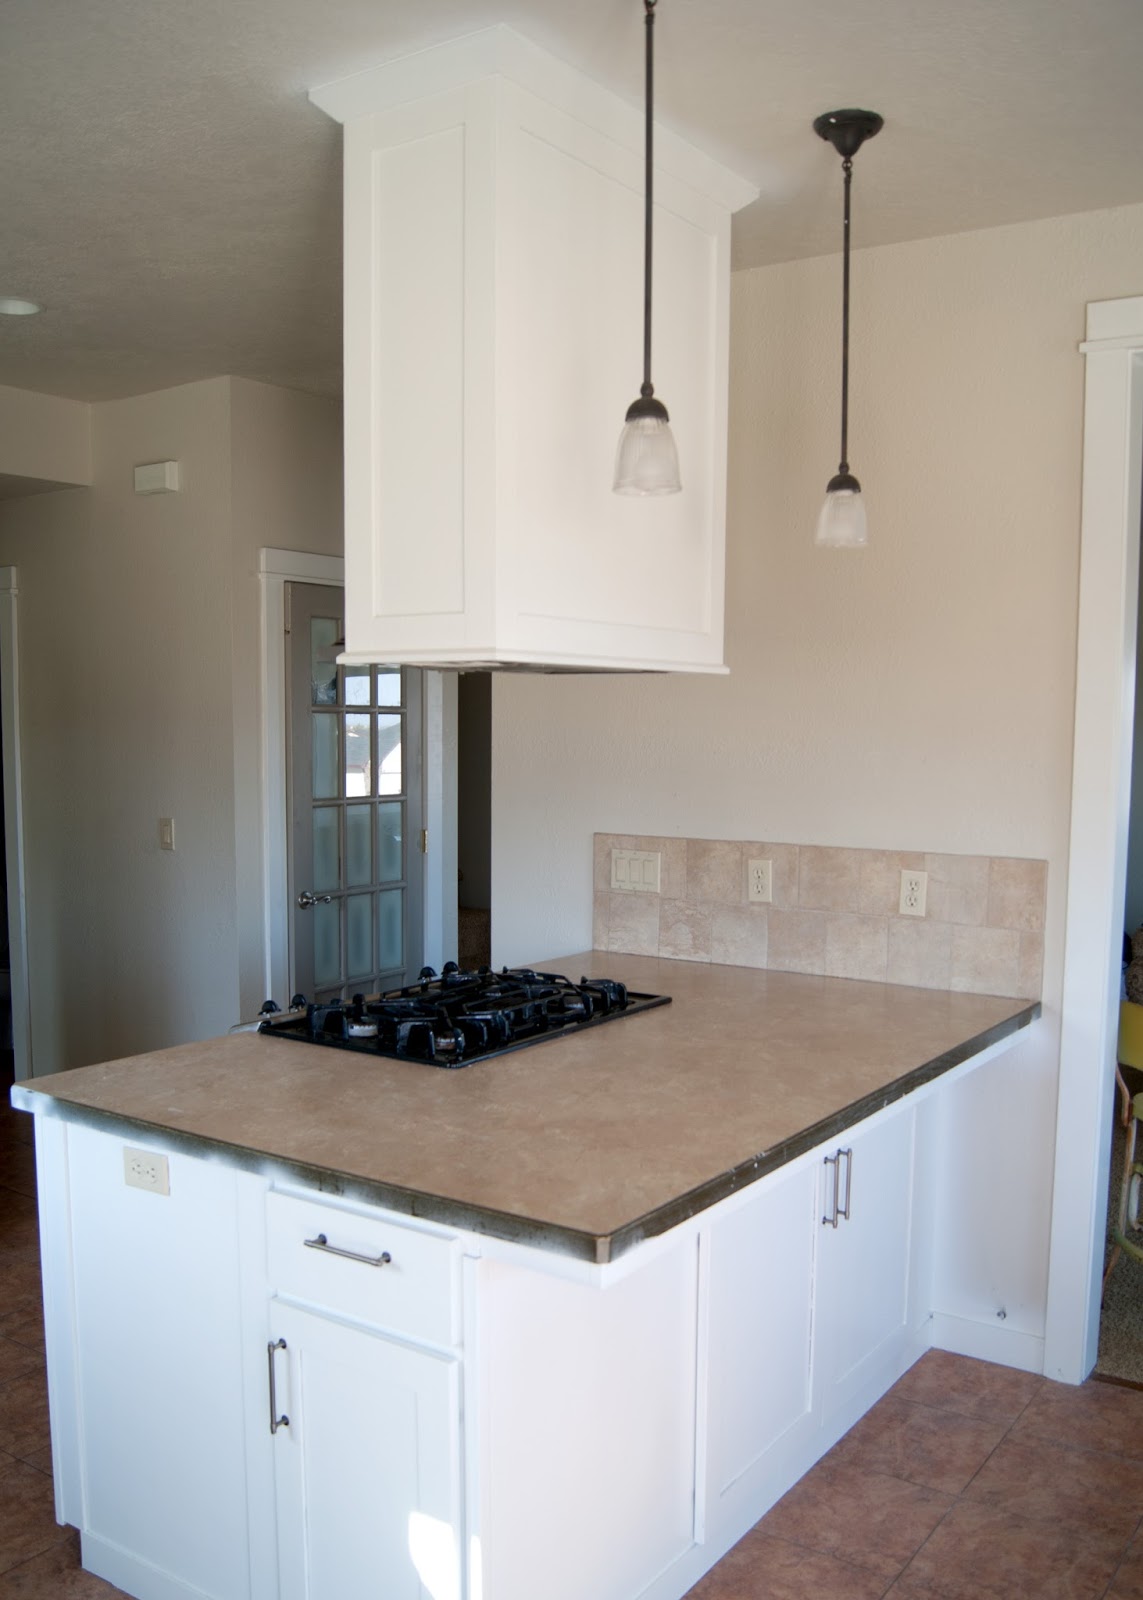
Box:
[0,567,31,1079]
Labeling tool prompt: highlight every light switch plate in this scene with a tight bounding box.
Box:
[159,817,175,851]
[610,849,661,894]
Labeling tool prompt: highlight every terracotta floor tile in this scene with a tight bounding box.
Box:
[0,1261,44,1350]
[0,1150,36,1202]
[683,1530,889,1598]
[0,1370,50,1463]
[1108,1526,1143,1599]
[962,1435,1143,1542]
[889,1349,1043,1423]
[1007,1376,1143,1462]
[0,1529,128,1597]
[827,1394,1008,1495]
[0,1456,68,1576]
[0,1345,40,1393]
[758,1461,953,1581]
[900,1499,1122,1599]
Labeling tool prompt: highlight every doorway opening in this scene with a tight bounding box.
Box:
[457,673,491,971]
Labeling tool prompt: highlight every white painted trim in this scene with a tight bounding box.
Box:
[1046,297,1143,1384]
[423,672,458,972]
[930,1313,1045,1376]
[0,567,32,1079]
[258,553,344,1005]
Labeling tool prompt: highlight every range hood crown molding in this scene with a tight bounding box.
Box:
[311,25,756,675]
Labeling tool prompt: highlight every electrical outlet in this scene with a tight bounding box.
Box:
[747,858,773,904]
[123,1147,170,1195]
[898,869,928,918]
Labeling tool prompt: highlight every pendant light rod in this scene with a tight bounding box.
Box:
[814,109,882,485]
[641,0,656,398]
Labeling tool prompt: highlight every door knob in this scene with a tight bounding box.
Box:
[297,891,333,909]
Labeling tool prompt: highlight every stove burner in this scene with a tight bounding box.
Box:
[258,964,670,1068]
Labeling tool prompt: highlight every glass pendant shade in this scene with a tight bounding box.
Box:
[613,409,682,495]
[815,473,867,548]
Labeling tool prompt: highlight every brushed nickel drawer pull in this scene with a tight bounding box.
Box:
[304,1231,392,1268]
[822,1153,841,1228]
[839,1147,853,1222]
[267,1338,289,1434]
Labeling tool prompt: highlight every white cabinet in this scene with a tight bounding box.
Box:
[814,1105,918,1432]
[310,27,756,673]
[61,1124,253,1600]
[704,1159,819,1538]
[269,1302,461,1600]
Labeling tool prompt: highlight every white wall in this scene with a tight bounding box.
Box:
[0,376,342,1073]
[490,199,1143,1350]
[0,383,91,487]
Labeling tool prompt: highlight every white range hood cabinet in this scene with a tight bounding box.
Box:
[311,28,757,673]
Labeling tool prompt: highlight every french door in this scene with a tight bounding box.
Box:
[287,583,424,1000]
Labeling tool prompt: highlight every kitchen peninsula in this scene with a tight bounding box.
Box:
[13,953,1038,1600]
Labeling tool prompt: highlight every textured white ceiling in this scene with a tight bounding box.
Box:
[1,0,1141,401]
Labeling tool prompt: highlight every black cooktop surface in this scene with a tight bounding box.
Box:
[258,963,670,1068]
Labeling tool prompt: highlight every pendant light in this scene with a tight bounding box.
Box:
[613,0,681,496]
[813,108,882,547]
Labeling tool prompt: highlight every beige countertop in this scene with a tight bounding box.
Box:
[13,953,1039,1263]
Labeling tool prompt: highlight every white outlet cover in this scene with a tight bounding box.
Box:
[898,869,928,918]
[123,1146,170,1195]
[747,858,773,904]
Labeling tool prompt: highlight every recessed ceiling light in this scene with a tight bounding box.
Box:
[0,297,42,316]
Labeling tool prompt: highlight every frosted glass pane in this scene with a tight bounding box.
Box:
[314,900,340,989]
[344,668,371,707]
[345,713,370,798]
[312,715,339,800]
[377,672,402,708]
[377,714,402,796]
[378,889,403,973]
[310,618,339,706]
[313,808,340,893]
[347,895,373,980]
[346,806,372,887]
[377,803,402,883]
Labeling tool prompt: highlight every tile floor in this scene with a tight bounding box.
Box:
[2,1066,1142,1598]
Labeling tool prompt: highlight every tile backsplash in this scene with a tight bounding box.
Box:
[593,836,1046,999]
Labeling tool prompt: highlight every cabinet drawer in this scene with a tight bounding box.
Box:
[266,1192,460,1347]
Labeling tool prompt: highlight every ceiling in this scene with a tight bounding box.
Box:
[2,0,1142,402]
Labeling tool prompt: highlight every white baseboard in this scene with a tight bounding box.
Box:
[930,1311,1045,1375]
[81,1532,216,1600]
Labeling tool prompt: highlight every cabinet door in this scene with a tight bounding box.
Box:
[704,1160,818,1536]
[815,1105,916,1428]
[66,1125,252,1599]
[270,1302,462,1600]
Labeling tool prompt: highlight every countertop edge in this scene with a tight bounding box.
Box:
[11,1000,1040,1266]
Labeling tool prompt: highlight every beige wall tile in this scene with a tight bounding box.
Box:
[799,846,864,912]
[825,914,889,982]
[950,925,1021,996]
[687,839,743,904]
[887,920,954,990]
[988,857,1048,932]
[592,891,610,950]
[742,842,799,909]
[710,905,769,969]
[859,849,926,915]
[925,853,991,925]
[659,900,713,962]
[606,891,659,957]
[768,908,828,976]
[639,835,687,900]
[1017,931,1045,998]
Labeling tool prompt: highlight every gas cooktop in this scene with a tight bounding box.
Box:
[257,963,670,1068]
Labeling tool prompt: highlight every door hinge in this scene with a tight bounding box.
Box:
[419,828,429,854]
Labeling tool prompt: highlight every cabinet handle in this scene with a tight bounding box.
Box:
[303,1231,393,1268]
[267,1338,289,1434]
[840,1147,853,1222]
[822,1153,841,1228]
